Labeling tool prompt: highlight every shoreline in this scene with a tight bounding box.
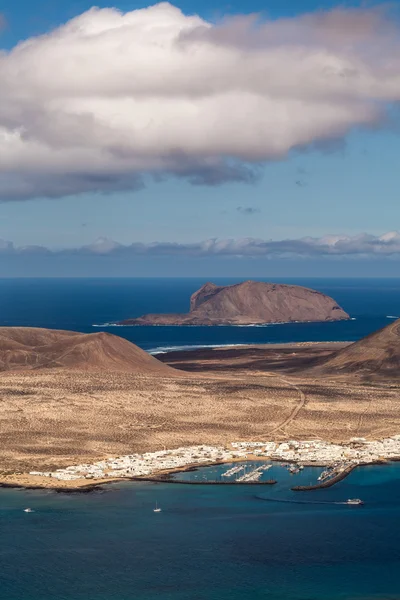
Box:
[104,315,353,328]
[0,455,394,494]
[0,477,126,494]
[150,340,351,355]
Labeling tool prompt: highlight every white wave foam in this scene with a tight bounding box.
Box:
[149,343,251,355]
[149,340,351,355]
[92,323,123,327]
[93,318,353,328]
[387,315,399,319]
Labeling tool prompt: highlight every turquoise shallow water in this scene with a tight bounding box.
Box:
[1,463,400,600]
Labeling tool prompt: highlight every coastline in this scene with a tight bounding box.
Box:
[0,475,127,494]
[150,340,351,355]
[2,338,399,495]
[109,314,352,327]
[0,454,394,494]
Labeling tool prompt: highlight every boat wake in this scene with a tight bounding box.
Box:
[255,496,360,506]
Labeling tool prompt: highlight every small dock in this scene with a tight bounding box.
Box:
[236,464,272,482]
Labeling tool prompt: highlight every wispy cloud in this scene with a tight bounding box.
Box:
[1,3,400,200]
[3,231,400,258]
[236,206,261,215]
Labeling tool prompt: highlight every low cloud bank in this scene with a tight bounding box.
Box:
[1,3,400,199]
[3,232,400,258]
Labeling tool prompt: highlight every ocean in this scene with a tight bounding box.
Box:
[1,277,400,600]
[0,277,399,352]
[2,463,400,600]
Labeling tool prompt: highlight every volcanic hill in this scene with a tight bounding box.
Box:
[307,318,400,379]
[0,327,174,374]
[119,280,349,326]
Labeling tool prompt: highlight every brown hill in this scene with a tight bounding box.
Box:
[307,318,400,379]
[0,327,174,374]
[119,280,349,326]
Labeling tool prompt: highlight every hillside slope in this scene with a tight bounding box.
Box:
[0,327,174,374]
[307,318,400,379]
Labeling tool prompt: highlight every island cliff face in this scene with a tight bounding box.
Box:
[119,281,350,326]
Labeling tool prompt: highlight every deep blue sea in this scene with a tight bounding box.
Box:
[2,463,400,600]
[1,277,400,600]
[0,277,399,352]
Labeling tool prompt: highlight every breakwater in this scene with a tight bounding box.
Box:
[133,475,278,485]
[291,464,357,491]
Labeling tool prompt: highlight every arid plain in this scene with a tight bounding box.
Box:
[1,322,400,489]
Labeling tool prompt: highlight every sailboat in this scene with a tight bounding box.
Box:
[153,501,161,513]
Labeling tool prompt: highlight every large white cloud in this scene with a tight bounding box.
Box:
[1,3,400,200]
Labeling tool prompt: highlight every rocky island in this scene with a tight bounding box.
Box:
[118,280,350,326]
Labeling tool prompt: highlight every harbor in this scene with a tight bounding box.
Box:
[24,435,400,490]
[161,462,277,484]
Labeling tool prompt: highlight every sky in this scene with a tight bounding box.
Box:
[1,0,400,276]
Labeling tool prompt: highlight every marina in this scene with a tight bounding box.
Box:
[236,464,273,482]
[140,476,278,485]
[25,435,400,490]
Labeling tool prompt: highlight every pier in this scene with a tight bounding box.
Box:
[291,464,357,491]
[221,465,245,477]
[236,464,272,482]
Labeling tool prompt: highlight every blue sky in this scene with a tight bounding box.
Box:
[1,0,400,276]
[1,0,367,48]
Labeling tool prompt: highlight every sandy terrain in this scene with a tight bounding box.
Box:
[1,340,400,490]
[1,321,400,490]
[0,367,300,474]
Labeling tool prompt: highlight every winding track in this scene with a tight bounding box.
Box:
[250,374,307,440]
[266,376,306,436]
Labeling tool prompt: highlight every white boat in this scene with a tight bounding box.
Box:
[346,498,364,505]
[23,508,34,513]
[153,502,161,513]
